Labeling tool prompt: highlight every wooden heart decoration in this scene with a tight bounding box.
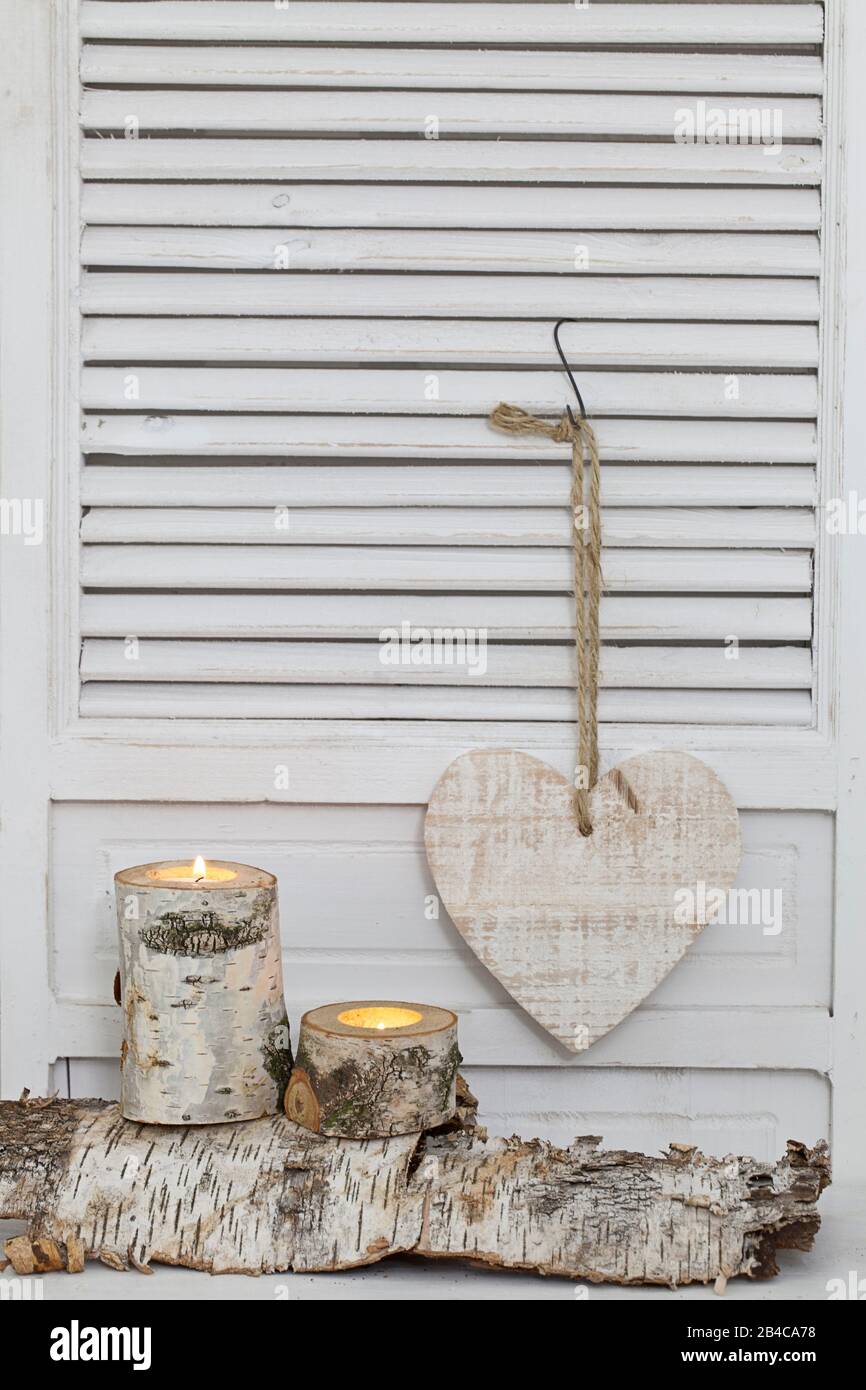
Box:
[425,749,741,1053]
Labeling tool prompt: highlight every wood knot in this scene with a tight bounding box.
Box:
[284,1068,321,1133]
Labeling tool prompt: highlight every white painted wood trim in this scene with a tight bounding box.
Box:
[0,0,68,1095]
[48,998,831,1075]
[47,732,838,812]
[830,0,866,1184]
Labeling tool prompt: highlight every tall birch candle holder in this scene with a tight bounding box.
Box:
[285,1001,460,1138]
[114,858,293,1125]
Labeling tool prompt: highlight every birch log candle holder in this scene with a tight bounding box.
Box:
[285,1001,460,1138]
[114,857,292,1126]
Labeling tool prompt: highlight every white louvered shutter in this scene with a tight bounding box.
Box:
[78,2,821,729]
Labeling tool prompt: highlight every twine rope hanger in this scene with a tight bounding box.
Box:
[489,318,602,837]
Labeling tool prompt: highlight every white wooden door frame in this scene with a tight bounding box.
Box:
[1,0,864,1179]
[830,0,866,1183]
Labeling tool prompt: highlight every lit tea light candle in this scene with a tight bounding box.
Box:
[145,855,238,885]
[114,858,292,1126]
[337,1005,423,1031]
[285,1000,459,1138]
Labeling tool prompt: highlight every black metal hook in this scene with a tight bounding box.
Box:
[553,317,587,424]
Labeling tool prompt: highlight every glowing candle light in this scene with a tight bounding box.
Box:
[336,1005,423,1031]
[145,858,238,884]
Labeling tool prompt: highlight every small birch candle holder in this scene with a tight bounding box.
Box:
[115,857,293,1125]
[285,1001,460,1138]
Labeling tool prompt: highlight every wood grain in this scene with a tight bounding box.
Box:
[425,750,742,1052]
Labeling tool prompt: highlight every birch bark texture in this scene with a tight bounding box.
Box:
[285,1001,459,1136]
[115,860,292,1124]
[0,1092,829,1285]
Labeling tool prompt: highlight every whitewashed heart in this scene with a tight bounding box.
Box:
[425,749,741,1053]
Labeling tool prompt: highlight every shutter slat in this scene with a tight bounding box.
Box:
[80,640,812,691]
[80,465,816,510]
[81,183,822,232]
[82,319,819,370]
[81,368,817,419]
[79,683,812,726]
[81,90,822,140]
[80,594,813,643]
[80,546,812,594]
[81,273,820,322]
[81,137,822,185]
[81,506,816,550]
[78,4,825,47]
[80,228,819,277]
[80,415,818,463]
[80,45,825,95]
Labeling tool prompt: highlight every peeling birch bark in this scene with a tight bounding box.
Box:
[115,861,292,1124]
[0,1091,829,1285]
[285,1001,460,1137]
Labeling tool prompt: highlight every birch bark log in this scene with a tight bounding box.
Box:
[115,861,292,1124]
[0,1090,829,1285]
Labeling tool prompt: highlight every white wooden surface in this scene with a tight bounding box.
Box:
[425,750,743,1050]
[3,3,865,1250]
[0,0,59,1113]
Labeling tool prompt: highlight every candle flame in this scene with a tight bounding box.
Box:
[193,855,206,879]
[337,1006,423,1031]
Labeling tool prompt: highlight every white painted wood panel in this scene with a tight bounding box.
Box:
[49,802,831,1005]
[53,1,837,1132]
